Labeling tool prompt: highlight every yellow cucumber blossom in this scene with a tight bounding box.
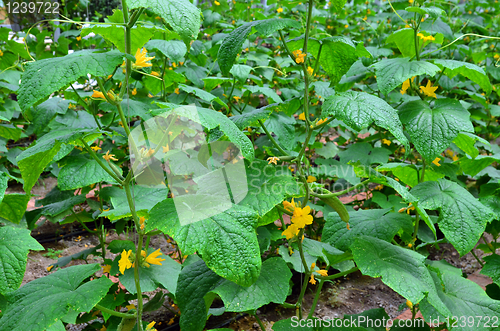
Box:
[119,250,134,274]
[420,80,438,98]
[281,199,313,239]
[141,248,166,267]
[133,48,154,68]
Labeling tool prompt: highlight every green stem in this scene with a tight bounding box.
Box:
[295,229,310,320]
[95,304,136,318]
[311,180,370,198]
[276,204,293,216]
[251,312,266,331]
[307,278,324,319]
[80,139,124,184]
[413,14,421,61]
[258,119,289,155]
[312,44,322,77]
[315,266,358,281]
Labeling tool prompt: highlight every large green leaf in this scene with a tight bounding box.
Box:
[18,50,125,111]
[398,99,473,161]
[147,201,261,286]
[210,257,291,312]
[452,132,490,159]
[0,264,112,331]
[386,29,443,58]
[0,172,7,204]
[460,154,500,177]
[100,186,169,221]
[263,112,295,150]
[16,128,100,193]
[0,227,43,295]
[314,37,359,85]
[372,58,440,95]
[323,209,413,251]
[126,0,201,45]
[323,91,409,151]
[238,160,300,224]
[0,194,30,224]
[58,155,119,190]
[419,263,500,331]
[145,39,187,63]
[156,104,254,161]
[411,179,495,255]
[178,84,228,109]
[81,25,156,53]
[245,85,283,103]
[351,236,449,315]
[433,59,492,95]
[230,104,274,129]
[0,124,22,141]
[218,18,301,75]
[176,259,224,331]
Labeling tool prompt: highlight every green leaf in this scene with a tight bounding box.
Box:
[238,160,300,224]
[398,99,473,161]
[100,186,169,221]
[0,194,30,224]
[330,0,347,12]
[433,59,492,95]
[203,77,232,92]
[0,172,7,204]
[372,58,440,95]
[230,104,274,129]
[218,18,301,75]
[210,257,291,312]
[58,155,119,190]
[419,264,500,331]
[453,132,490,159]
[323,209,413,251]
[18,50,125,111]
[100,98,159,120]
[230,64,253,84]
[0,227,43,295]
[0,124,22,141]
[405,6,444,18]
[148,201,261,286]
[0,264,112,331]
[314,37,359,85]
[411,179,495,255]
[145,39,187,63]
[176,259,224,331]
[323,91,409,152]
[377,163,443,187]
[480,254,500,287]
[460,154,500,177]
[155,104,254,161]
[351,236,449,314]
[386,29,443,58]
[81,25,156,53]
[279,244,316,273]
[245,85,283,103]
[126,0,201,45]
[263,112,295,150]
[178,84,228,109]
[119,251,181,295]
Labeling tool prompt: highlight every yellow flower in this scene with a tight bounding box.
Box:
[316,118,327,126]
[92,90,106,99]
[495,54,500,59]
[103,150,118,162]
[316,269,328,277]
[233,95,241,102]
[102,264,111,273]
[409,0,413,3]
[309,273,316,284]
[132,88,137,96]
[76,36,81,41]
[214,0,220,5]
[283,198,297,212]
[400,77,414,95]
[344,24,349,28]
[174,88,180,94]
[407,206,415,214]
[307,66,314,76]
[100,326,107,331]
[119,250,133,274]
[151,71,160,77]
[277,7,283,13]
[292,206,313,228]
[133,48,154,68]
[282,224,299,239]
[126,304,136,310]
[162,145,169,153]
[420,80,438,98]
[298,112,306,120]
[292,49,306,64]
[306,176,316,183]
[381,138,391,146]
[139,216,146,230]
[91,145,101,152]
[267,156,279,165]
[144,249,165,267]
[374,185,384,190]
[452,155,459,161]
[47,265,54,272]
[432,157,441,166]
[406,299,413,308]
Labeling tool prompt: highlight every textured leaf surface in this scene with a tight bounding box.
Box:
[453,132,490,159]
[481,254,500,287]
[18,50,124,111]
[420,265,500,331]
[372,58,440,95]
[0,264,112,331]
[211,258,291,312]
[316,37,359,85]
[351,236,448,313]
[323,91,409,151]
[146,39,187,63]
[126,0,201,44]
[0,227,43,294]
[230,105,274,129]
[434,59,492,95]
[0,172,7,204]
[81,25,156,53]
[100,186,169,221]
[398,99,473,161]
[218,19,301,75]
[238,160,300,224]
[411,179,495,255]
[0,194,30,224]
[323,209,413,251]
[148,200,261,286]
[176,259,224,331]
[264,112,295,150]
[58,155,118,190]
